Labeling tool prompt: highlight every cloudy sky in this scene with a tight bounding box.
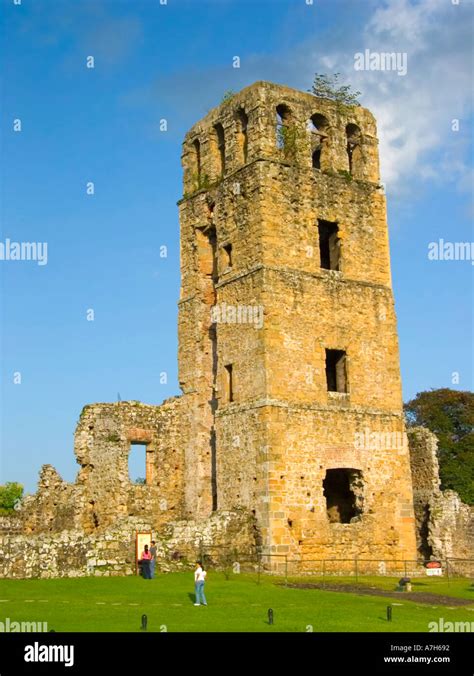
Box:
[1,0,472,492]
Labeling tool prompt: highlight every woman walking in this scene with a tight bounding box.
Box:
[194,561,207,606]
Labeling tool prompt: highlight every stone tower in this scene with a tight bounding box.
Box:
[6,82,472,582]
[178,81,417,562]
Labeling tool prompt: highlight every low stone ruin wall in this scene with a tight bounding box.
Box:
[408,427,474,563]
[0,510,258,579]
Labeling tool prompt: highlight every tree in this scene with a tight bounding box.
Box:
[309,73,361,107]
[0,482,24,514]
[404,389,474,505]
[221,90,235,104]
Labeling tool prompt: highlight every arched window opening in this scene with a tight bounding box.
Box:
[276,104,292,150]
[346,123,362,174]
[308,113,329,169]
[192,139,201,180]
[236,109,248,163]
[214,123,225,176]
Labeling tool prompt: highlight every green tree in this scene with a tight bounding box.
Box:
[0,482,24,514]
[221,89,235,104]
[404,389,474,504]
[309,73,361,107]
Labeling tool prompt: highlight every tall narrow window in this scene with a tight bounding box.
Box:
[236,109,248,163]
[214,123,225,176]
[225,364,234,402]
[276,104,292,151]
[276,108,284,149]
[325,349,347,393]
[196,226,218,282]
[312,148,321,169]
[192,139,201,180]
[318,219,340,271]
[207,201,215,223]
[208,227,218,282]
[129,443,147,485]
[222,243,232,269]
[308,114,328,169]
[346,123,361,175]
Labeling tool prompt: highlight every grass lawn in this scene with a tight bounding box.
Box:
[0,573,472,633]
[287,574,474,600]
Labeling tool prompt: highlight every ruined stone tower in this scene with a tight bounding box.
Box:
[2,81,427,579]
[179,81,418,561]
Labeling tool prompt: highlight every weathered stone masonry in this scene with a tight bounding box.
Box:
[1,81,471,578]
[178,81,417,562]
[409,427,473,563]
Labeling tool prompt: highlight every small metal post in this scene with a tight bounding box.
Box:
[141,614,147,631]
[268,608,274,625]
[387,605,392,622]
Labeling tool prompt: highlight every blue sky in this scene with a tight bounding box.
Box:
[1,0,472,492]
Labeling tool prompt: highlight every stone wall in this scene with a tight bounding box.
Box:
[2,82,470,579]
[20,399,189,535]
[178,80,417,561]
[20,465,82,534]
[408,427,474,562]
[0,516,22,534]
[429,490,474,562]
[0,511,258,579]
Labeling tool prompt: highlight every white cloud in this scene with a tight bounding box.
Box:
[288,0,472,194]
[121,0,471,197]
[346,0,472,192]
[367,0,446,50]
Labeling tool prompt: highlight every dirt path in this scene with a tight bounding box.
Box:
[282,582,473,606]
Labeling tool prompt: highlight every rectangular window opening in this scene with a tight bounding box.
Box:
[325,349,347,393]
[196,226,218,283]
[129,443,147,485]
[318,219,340,271]
[323,468,363,523]
[224,364,234,402]
[223,243,232,268]
[207,227,218,282]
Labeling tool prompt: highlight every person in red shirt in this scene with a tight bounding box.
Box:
[140,544,152,579]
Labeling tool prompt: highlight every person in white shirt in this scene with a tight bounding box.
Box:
[194,561,207,606]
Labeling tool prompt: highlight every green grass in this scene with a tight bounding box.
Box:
[0,573,472,633]
[286,575,474,600]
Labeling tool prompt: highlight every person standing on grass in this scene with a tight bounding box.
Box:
[140,544,152,579]
[194,561,207,606]
[150,540,157,579]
